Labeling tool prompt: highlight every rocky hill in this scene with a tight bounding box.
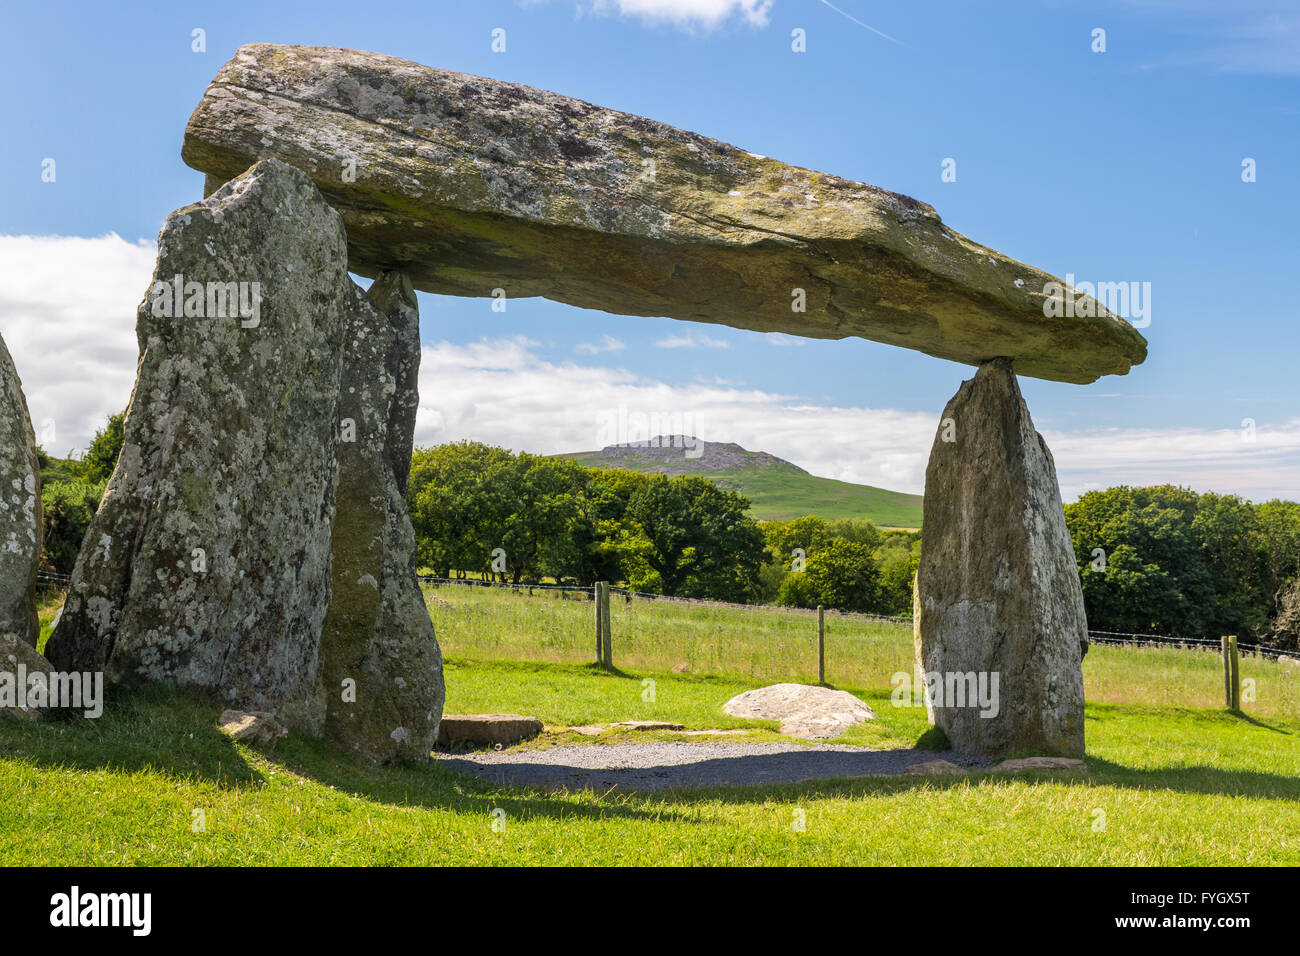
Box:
[558,436,922,527]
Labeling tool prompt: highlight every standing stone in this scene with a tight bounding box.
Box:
[915,358,1087,759]
[0,332,42,647]
[315,272,444,761]
[45,159,351,718]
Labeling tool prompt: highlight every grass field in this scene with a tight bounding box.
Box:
[3,583,1297,865]
[424,582,1300,722]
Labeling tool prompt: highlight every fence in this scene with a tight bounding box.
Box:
[418,575,1300,720]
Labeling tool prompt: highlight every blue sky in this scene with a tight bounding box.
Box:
[2,0,1298,500]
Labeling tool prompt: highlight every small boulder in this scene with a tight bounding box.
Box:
[437,714,542,748]
[722,683,875,738]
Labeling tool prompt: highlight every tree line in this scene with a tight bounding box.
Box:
[1065,485,1300,648]
[407,441,919,614]
[35,426,1300,649]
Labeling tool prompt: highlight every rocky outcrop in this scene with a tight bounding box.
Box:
[0,332,41,647]
[722,683,875,738]
[915,359,1088,759]
[44,159,351,716]
[314,272,444,762]
[182,44,1146,385]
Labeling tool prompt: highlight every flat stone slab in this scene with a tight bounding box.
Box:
[992,757,1087,772]
[437,714,543,748]
[183,44,1147,384]
[437,742,983,791]
[722,683,876,738]
[609,720,685,731]
[905,759,966,775]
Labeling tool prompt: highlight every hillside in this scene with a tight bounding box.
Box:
[558,436,923,527]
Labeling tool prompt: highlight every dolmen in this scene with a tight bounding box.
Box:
[33,43,1145,761]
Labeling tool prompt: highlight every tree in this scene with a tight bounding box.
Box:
[775,539,882,612]
[625,475,766,601]
[408,441,516,577]
[40,480,106,574]
[499,454,584,584]
[77,412,125,484]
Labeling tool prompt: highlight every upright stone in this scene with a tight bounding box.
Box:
[915,358,1087,758]
[0,332,42,647]
[45,160,350,718]
[315,271,444,761]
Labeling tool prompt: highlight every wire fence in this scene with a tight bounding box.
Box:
[418,574,1300,718]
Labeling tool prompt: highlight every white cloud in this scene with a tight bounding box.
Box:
[416,334,1300,503]
[0,234,153,457]
[576,334,627,355]
[655,331,731,349]
[4,235,1297,506]
[766,333,806,347]
[585,0,773,30]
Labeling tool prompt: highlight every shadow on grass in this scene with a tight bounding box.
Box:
[0,683,260,788]
[0,681,690,826]
[1226,709,1292,734]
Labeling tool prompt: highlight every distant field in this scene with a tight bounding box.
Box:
[423,582,1300,722]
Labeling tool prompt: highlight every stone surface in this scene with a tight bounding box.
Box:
[44,159,350,717]
[904,758,966,775]
[992,756,1087,772]
[437,714,543,748]
[217,709,288,747]
[0,332,41,647]
[722,683,876,738]
[0,633,54,721]
[313,272,444,762]
[1278,655,1298,669]
[610,720,685,731]
[182,44,1147,385]
[916,358,1088,760]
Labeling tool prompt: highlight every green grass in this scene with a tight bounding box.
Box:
[5,584,1297,865]
[2,664,1298,865]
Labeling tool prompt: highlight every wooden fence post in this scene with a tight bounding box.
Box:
[817,605,825,684]
[1222,635,1241,709]
[594,582,605,665]
[601,582,613,668]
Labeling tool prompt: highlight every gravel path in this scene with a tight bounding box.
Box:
[435,742,986,791]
